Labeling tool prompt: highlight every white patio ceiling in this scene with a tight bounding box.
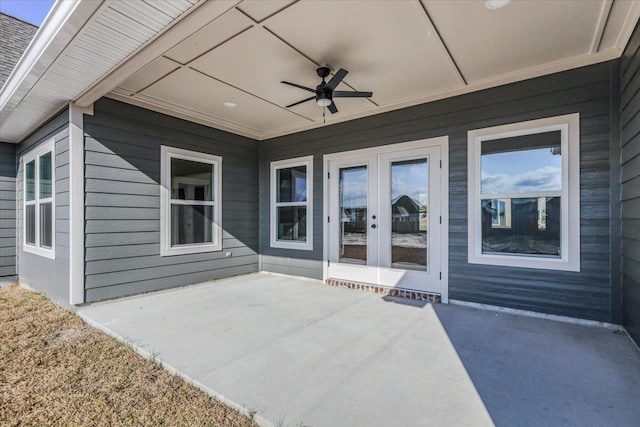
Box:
[2,0,639,143]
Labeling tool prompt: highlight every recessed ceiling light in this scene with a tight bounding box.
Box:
[224,102,237,108]
[486,0,511,10]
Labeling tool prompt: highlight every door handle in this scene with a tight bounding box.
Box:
[371,224,377,229]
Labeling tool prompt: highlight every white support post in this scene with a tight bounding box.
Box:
[69,102,92,305]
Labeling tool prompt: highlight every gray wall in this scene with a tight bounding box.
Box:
[260,61,620,323]
[16,110,70,307]
[621,23,640,344]
[0,142,16,280]
[83,98,259,302]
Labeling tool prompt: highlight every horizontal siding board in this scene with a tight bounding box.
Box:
[0,143,16,277]
[623,198,640,219]
[621,23,640,345]
[85,263,258,302]
[83,99,259,301]
[622,175,640,201]
[621,152,640,182]
[86,246,256,274]
[86,254,259,288]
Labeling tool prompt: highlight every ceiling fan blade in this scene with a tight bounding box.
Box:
[324,68,348,91]
[286,96,315,108]
[328,102,338,114]
[281,81,316,93]
[333,91,373,98]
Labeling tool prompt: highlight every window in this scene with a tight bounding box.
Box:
[270,156,313,250]
[22,139,55,259]
[468,113,580,271]
[160,146,222,256]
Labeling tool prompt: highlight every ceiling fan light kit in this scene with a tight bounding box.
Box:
[281,67,373,115]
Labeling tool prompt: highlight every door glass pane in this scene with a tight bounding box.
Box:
[277,206,307,241]
[39,152,52,199]
[26,204,36,245]
[391,159,428,270]
[277,166,307,202]
[481,197,560,256]
[171,158,213,201]
[171,204,213,246]
[25,160,35,201]
[40,202,53,248]
[339,166,367,264]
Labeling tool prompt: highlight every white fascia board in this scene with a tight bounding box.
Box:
[0,0,102,127]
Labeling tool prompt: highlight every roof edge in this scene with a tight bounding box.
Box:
[0,0,102,114]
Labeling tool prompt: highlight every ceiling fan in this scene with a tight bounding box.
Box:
[281,67,373,114]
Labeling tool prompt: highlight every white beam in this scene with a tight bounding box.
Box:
[69,102,92,305]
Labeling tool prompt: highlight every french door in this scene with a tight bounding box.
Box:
[325,139,446,296]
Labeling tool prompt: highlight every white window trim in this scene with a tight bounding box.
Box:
[160,146,222,256]
[467,113,580,272]
[270,155,313,250]
[22,138,56,259]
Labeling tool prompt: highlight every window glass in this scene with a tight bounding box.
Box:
[479,131,563,258]
[276,206,307,241]
[171,205,213,246]
[277,166,307,203]
[26,204,36,245]
[339,166,367,264]
[25,160,36,201]
[40,202,53,248]
[481,197,560,256]
[481,131,562,194]
[39,152,52,199]
[391,159,427,270]
[171,158,213,201]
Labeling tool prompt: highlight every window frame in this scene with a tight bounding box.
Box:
[270,156,313,251]
[160,146,222,256]
[467,113,580,272]
[22,138,56,259]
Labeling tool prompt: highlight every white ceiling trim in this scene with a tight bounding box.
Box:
[106,91,260,140]
[591,0,614,54]
[109,47,621,142]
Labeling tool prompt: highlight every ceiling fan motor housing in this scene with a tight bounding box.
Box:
[281,66,372,113]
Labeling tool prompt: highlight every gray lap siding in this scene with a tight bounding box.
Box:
[259,60,619,323]
[83,98,259,302]
[621,22,640,344]
[0,142,16,279]
[16,110,70,307]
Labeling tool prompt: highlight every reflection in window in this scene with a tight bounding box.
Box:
[480,131,562,257]
[391,159,427,270]
[482,197,560,256]
[339,166,367,264]
[490,199,511,228]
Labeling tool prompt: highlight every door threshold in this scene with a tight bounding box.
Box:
[325,278,440,302]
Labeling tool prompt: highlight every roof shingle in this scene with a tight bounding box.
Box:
[0,13,38,90]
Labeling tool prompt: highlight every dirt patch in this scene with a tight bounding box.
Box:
[0,285,258,427]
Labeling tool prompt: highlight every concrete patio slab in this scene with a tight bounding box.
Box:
[78,273,640,427]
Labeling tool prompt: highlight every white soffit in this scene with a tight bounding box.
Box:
[0,0,203,143]
[423,0,629,83]
[3,0,640,143]
[107,0,640,141]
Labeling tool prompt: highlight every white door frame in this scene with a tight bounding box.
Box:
[323,136,449,302]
